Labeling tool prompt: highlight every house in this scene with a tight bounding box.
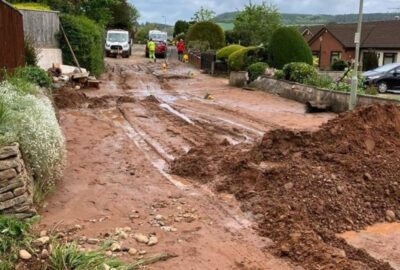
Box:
[301,20,400,70]
[0,0,25,71]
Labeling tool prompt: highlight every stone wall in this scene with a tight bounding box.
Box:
[0,143,36,219]
[250,77,400,113]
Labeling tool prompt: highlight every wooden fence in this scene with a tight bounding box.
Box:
[0,0,25,71]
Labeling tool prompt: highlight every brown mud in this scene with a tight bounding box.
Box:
[172,104,400,270]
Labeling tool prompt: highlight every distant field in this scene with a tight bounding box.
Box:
[217,22,234,31]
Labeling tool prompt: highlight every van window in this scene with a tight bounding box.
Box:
[108,33,128,43]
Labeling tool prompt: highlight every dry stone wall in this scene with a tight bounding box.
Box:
[0,143,36,219]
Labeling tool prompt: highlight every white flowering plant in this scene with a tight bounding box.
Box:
[0,81,65,194]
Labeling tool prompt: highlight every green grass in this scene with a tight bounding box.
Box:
[13,3,51,11]
[0,216,36,269]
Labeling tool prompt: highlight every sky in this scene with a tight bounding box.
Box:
[133,0,400,25]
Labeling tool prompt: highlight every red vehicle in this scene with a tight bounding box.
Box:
[145,30,168,58]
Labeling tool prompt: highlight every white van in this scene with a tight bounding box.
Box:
[105,30,132,58]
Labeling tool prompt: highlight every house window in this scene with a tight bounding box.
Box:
[383,53,396,65]
[330,51,342,64]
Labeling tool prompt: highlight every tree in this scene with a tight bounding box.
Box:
[186,21,225,50]
[191,7,215,22]
[173,20,190,38]
[233,1,281,46]
[108,0,140,31]
[269,27,313,69]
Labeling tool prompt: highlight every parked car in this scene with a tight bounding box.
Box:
[105,30,132,58]
[363,63,400,93]
[145,30,168,58]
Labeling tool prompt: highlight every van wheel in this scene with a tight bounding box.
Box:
[378,82,388,93]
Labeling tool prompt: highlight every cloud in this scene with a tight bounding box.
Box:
[132,0,400,24]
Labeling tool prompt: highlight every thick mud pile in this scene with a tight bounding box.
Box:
[53,88,135,109]
[171,104,400,270]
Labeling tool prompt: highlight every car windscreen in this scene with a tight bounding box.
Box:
[149,33,167,42]
[107,33,128,43]
[373,63,400,73]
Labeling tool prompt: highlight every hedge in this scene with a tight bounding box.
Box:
[216,45,245,60]
[282,62,318,84]
[247,62,268,81]
[58,15,104,76]
[186,21,225,50]
[228,47,266,71]
[270,27,313,69]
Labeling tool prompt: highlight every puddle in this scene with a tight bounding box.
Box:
[340,223,400,269]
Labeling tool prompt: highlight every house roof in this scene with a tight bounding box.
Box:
[300,25,325,42]
[308,20,400,49]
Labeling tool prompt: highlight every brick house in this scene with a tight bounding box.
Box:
[301,20,400,70]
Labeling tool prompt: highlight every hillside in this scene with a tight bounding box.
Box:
[214,12,400,26]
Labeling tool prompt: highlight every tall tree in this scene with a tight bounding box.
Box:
[233,1,281,46]
[173,20,190,37]
[108,0,140,31]
[191,7,215,22]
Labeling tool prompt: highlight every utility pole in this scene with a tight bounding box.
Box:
[349,0,364,110]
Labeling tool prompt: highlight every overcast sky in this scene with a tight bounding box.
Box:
[133,0,400,24]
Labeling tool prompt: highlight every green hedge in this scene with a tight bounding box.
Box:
[331,59,348,71]
[14,66,51,88]
[58,15,104,77]
[216,44,245,60]
[247,62,268,81]
[270,27,313,69]
[228,47,264,71]
[186,21,225,50]
[282,62,318,84]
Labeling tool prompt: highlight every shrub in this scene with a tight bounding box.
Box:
[282,62,318,84]
[24,35,40,66]
[0,81,65,193]
[305,75,334,89]
[363,51,379,71]
[186,21,225,50]
[216,44,245,60]
[331,59,348,71]
[247,62,268,81]
[13,66,51,88]
[270,27,313,69]
[228,47,255,71]
[274,70,284,80]
[58,15,104,76]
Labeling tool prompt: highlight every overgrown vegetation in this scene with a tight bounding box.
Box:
[0,79,65,196]
[0,215,35,269]
[269,27,313,69]
[13,66,52,88]
[186,21,225,50]
[228,47,256,71]
[216,44,245,60]
[247,62,268,81]
[13,2,51,11]
[24,35,40,66]
[58,15,104,77]
[173,20,190,38]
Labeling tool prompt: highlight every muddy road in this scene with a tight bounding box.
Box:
[39,48,340,269]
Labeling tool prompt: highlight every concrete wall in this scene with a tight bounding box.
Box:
[37,48,62,70]
[250,77,400,113]
[0,143,36,219]
[20,9,60,48]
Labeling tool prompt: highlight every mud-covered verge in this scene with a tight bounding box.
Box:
[53,88,135,109]
[171,104,400,270]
